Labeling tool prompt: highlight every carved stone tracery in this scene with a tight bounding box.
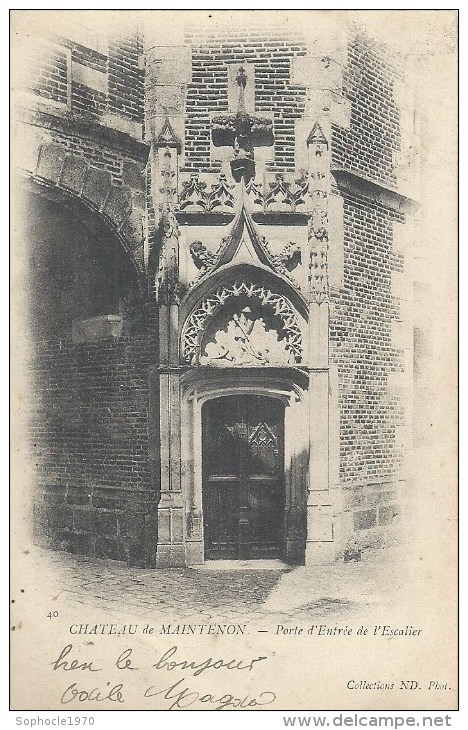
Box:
[307,122,330,304]
[179,173,311,214]
[182,280,303,365]
[265,173,309,211]
[249,422,278,451]
[159,148,177,200]
[179,172,235,212]
[157,203,182,305]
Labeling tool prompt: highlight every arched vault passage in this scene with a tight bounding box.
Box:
[16,141,148,281]
[20,185,148,340]
[20,176,147,297]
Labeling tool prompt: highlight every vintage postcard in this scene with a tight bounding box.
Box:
[10,9,458,712]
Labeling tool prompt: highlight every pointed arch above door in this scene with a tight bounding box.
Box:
[181,277,305,366]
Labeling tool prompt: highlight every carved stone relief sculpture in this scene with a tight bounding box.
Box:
[189,240,217,274]
[200,305,296,366]
[211,65,274,183]
[181,280,303,365]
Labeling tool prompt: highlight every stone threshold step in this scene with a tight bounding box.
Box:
[191,559,291,571]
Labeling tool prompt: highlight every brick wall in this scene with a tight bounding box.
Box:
[20,26,157,565]
[24,32,144,123]
[21,30,145,186]
[108,33,145,121]
[31,332,151,492]
[330,190,406,539]
[69,42,107,121]
[29,307,157,563]
[183,29,307,173]
[25,42,70,106]
[24,183,156,564]
[333,31,402,189]
[327,30,409,544]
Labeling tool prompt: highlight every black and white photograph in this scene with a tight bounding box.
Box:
[10,9,458,714]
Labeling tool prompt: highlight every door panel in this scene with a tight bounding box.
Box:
[204,480,239,559]
[246,479,283,558]
[203,395,284,560]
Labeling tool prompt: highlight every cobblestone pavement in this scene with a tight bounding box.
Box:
[23,545,406,625]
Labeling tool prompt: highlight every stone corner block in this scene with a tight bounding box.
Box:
[122,159,146,191]
[72,315,123,344]
[101,113,144,141]
[305,540,336,565]
[146,45,192,85]
[14,122,43,174]
[120,208,145,252]
[306,90,351,130]
[304,20,349,66]
[81,168,113,210]
[60,155,89,195]
[291,56,343,94]
[36,144,67,184]
[71,59,107,94]
[102,187,133,228]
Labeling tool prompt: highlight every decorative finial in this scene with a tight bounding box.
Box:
[236,66,247,89]
[211,64,274,184]
[236,66,247,116]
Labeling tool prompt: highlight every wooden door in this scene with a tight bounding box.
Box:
[203,395,284,560]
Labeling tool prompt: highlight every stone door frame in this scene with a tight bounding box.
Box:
[154,364,335,567]
[202,393,286,560]
[181,371,308,565]
[154,362,339,567]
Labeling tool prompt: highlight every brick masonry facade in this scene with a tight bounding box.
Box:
[332,33,402,189]
[330,193,406,542]
[328,33,410,549]
[182,29,307,173]
[13,15,418,566]
[15,22,157,565]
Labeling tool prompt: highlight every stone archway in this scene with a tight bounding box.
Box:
[181,279,305,367]
[153,332,310,568]
[16,142,148,278]
[154,214,334,567]
[153,253,337,568]
[179,370,309,566]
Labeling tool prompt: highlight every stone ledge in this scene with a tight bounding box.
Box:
[17,105,149,161]
[72,314,123,344]
[101,113,144,141]
[332,167,420,214]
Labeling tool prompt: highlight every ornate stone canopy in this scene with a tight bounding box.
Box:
[187,186,303,287]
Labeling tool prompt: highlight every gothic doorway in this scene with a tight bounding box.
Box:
[202,395,285,560]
